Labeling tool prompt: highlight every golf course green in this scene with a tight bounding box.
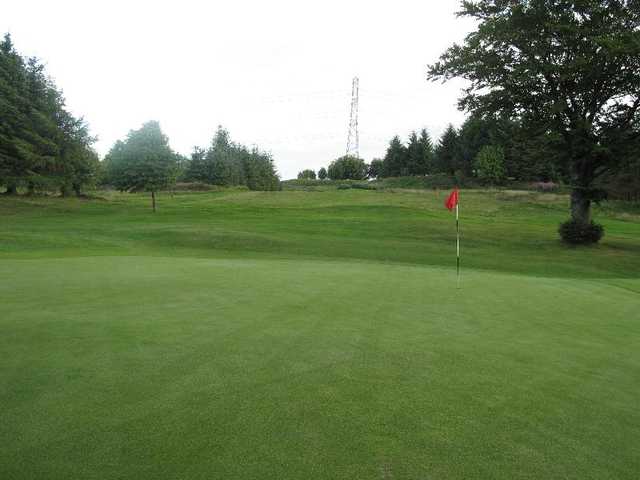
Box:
[1,189,639,479]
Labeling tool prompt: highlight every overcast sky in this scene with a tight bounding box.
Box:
[2,0,475,179]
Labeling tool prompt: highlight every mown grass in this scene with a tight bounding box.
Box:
[1,189,639,479]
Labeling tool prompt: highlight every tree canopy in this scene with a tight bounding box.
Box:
[183,126,279,191]
[104,121,177,211]
[0,33,98,195]
[429,1,640,241]
[327,155,368,180]
[297,169,316,180]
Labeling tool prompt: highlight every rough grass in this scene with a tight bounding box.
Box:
[1,189,639,479]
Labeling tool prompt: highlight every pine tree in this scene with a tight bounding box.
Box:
[1,33,97,195]
[382,136,407,177]
[418,129,434,175]
[435,125,461,175]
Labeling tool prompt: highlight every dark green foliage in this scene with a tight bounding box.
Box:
[374,174,465,190]
[434,125,461,175]
[317,167,328,180]
[184,126,279,190]
[297,169,316,180]
[243,147,280,191]
[428,1,640,240]
[457,115,518,178]
[559,219,604,245]
[474,145,506,185]
[381,136,408,177]
[599,156,640,201]
[368,159,384,179]
[418,129,435,174]
[406,131,432,176]
[0,33,97,195]
[327,155,367,180]
[379,131,435,178]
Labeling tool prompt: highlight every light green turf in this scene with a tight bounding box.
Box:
[1,190,639,479]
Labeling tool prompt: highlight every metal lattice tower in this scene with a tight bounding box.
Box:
[346,77,359,158]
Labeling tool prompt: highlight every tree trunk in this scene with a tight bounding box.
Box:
[73,183,82,197]
[570,188,591,225]
[4,183,17,195]
[151,190,156,213]
[60,185,70,197]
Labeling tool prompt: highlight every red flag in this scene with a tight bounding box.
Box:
[445,188,459,211]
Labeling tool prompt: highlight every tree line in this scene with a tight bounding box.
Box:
[180,126,279,191]
[0,33,99,196]
[1,34,280,207]
[303,115,558,184]
[103,122,280,211]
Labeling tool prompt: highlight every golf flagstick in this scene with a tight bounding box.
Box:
[456,201,460,289]
[444,188,460,289]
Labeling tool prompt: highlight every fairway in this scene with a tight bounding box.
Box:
[1,190,639,479]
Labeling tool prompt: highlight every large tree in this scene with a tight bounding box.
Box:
[104,121,177,212]
[1,33,97,195]
[418,129,435,174]
[381,136,408,177]
[406,131,430,176]
[1,34,57,193]
[429,1,640,242]
[434,124,461,175]
[327,155,367,180]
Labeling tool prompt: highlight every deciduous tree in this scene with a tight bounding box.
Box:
[429,1,640,241]
[104,121,177,212]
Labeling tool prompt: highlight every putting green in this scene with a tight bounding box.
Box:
[2,255,638,479]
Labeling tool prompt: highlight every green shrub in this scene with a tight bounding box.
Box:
[374,174,469,190]
[474,145,506,185]
[328,156,368,180]
[297,169,316,180]
[173,182,217,191]
[350,182,376,190]
[559,220,604,245]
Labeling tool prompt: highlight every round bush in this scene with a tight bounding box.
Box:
[558,220,604,245]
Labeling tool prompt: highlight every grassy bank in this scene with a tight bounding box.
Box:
[1,189,639,479]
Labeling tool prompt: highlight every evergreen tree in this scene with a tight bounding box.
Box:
[185,146,207,182]
[317,167,328,180]
[435,125,461,175]
[381,136,407,177]
[0,33,97,195]
[406,131,434,176]
[406,132,422,175]
[184,126,279,190]
[242,147,280,191]
[418,129,434,174]
[297,169,316,180]
[0,34,53,193]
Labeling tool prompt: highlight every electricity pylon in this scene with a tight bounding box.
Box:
[346,77,359,158]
